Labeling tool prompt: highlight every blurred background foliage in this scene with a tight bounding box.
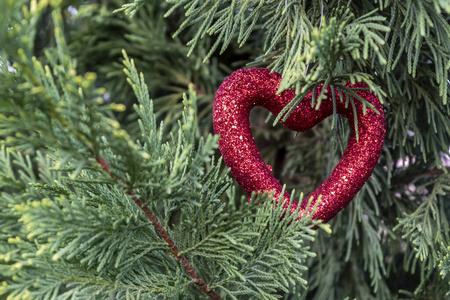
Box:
[0,0,449,298]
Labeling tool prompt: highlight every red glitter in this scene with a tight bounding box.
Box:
[213,68,385,223]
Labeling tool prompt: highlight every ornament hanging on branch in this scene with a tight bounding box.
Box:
[213,68,385,223]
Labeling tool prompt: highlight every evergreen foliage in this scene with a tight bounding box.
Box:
[0,0,449,299]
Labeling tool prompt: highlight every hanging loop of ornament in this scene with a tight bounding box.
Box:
[213,68,385,223]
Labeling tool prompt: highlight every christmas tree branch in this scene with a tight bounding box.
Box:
[95,155,222,300]
[393,168,448,187]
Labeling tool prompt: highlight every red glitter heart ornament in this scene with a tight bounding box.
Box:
[213,68,385,223]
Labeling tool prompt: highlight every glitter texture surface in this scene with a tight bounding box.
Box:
[213,68,385,223]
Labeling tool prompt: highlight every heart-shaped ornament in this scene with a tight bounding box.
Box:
[213,68,385,223]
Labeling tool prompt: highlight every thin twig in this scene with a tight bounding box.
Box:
[393,168,447,187]
[95,155,222,300]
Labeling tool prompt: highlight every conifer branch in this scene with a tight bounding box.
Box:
[393,168,448,187]
[94,155,222,300]
[1,1,449,298]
